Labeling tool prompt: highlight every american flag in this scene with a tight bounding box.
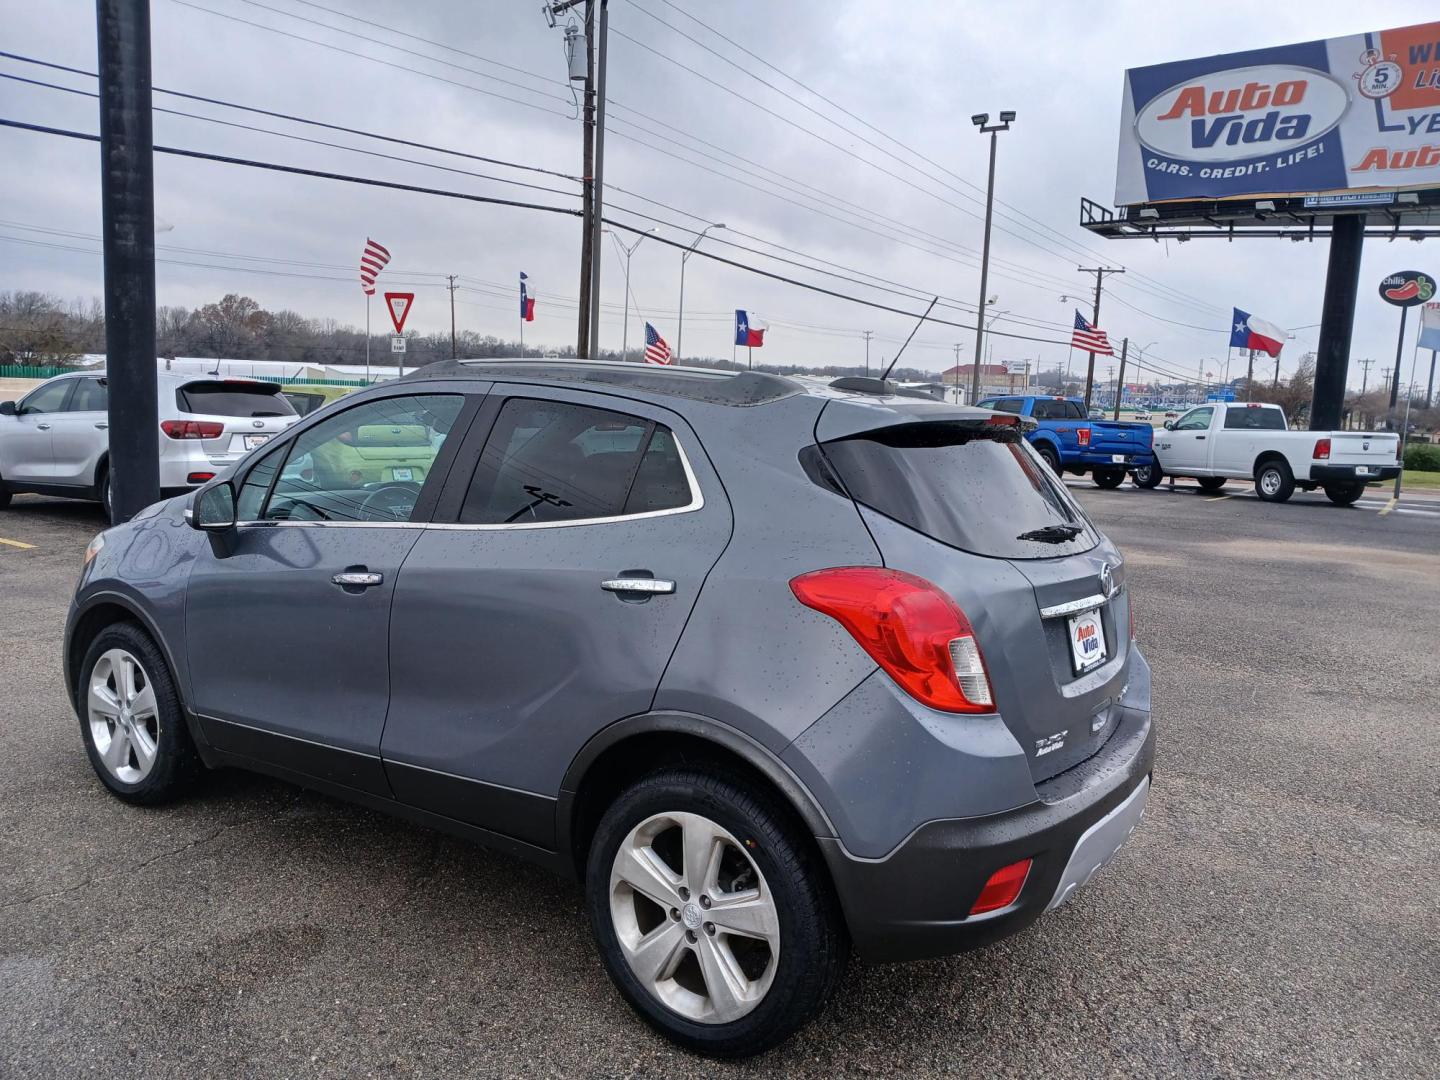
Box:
[643,322,672,365]
[1071,311,1114,356]
[359,238,390,295]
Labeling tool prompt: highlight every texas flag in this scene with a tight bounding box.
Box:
[1230,308,1286,358]
[734,309,766,347]
[520,272,535,322]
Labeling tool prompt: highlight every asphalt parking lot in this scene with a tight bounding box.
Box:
[1,483,1436,1078]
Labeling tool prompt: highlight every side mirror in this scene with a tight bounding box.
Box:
[189,482,237,531]
[1163,420,1175,430]
[0,401,16,416]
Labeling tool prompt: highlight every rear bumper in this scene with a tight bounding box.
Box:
[819,702,1155,963]
[1069,449,1156,469]
[1310,463,1401,484]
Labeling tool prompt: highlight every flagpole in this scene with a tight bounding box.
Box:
[748,344,752,370]
[520,311,524,359]
[365,294,371,383]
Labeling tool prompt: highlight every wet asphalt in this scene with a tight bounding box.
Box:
[0,482,1436,1078]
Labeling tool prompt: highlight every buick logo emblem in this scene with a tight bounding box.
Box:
[1099,563,1118,600]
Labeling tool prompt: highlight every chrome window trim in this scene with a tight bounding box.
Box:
[232,427,705,531]
[1039,593,1109,619]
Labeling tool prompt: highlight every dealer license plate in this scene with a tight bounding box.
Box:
[391,467,414,481]
[1110,454,1128,463]
[244,434,270,450]
[1068,609,1107,673]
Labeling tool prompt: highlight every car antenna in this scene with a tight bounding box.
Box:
[879,296,939,382]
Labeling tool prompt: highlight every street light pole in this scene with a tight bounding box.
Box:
[970,110,1014,406]
[676,221,724,363]
[608,227,654,361]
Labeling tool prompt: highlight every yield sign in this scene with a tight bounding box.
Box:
[384,291,415,334]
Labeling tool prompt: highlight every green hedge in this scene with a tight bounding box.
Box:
[1404,443,1440,472]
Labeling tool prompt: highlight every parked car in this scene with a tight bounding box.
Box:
[0,372,299,518]
[66,362,1154,1057]
[1147,401,1401,504]
[1132,410,1152,422]
[279,382,357,417]
[977,394,1156,489]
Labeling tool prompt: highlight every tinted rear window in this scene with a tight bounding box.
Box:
[1222,406,1285,430]
[821,422,1099,559]
[177,382,296,417]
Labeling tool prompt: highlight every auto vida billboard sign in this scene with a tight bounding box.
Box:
[1116,20,1440,204]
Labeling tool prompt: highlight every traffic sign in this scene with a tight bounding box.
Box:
[391,336,407,353]
[384,291,415,333]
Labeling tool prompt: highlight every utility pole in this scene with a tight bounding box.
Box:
[446,275,458,359]
[969,110,1015,405]
[1272,352,1281,387]
[1358,357,1373,397]
[862,330,873,377]
[96,0,159,523]
[585,0,609,360]
[952,343,962,403]
[545,0,597,356]
[1112,339,1129,420]
[1077,266,1124,411]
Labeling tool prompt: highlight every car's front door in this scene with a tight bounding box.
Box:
[1159,406,1214,473]
[1,379,74,483]
[184,388,480,795]
[381,388,733,849]
[47,376,109,485]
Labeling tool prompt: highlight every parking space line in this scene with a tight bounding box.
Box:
[1206,494,1232,502]
[1378,497,1398,516]
[0,536,36,550]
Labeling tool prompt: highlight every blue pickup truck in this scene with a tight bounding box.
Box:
[976,394,1157,488]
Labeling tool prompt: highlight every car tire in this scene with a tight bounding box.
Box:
[77,622,201,805]
[1254,459,1295,503]
[1132,463,1163,489]
[1036,445,1061,473]
[1092,467,1125,489]
[585,768,848,1059]
[0,469,10,509]
[1323,482,1365,507]
[1197,476,1227,493]
[97,465,114,523]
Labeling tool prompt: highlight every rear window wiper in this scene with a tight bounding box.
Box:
[1016,523,1083,543]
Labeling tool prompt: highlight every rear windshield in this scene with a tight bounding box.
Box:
[820,422,1100,560]
[1222,406,1285,430]
[177,381,296,418]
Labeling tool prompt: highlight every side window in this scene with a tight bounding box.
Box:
[19,380,73,414]
[976,399,998,410]
[262,394,464,523]
[67,379,108,412]
[1064,401,1087,419]
[236,443,285,521]
[995,398,1024,414]
[1031,400,1068,420]
[458,398,693,525]
[1175,407,1213,431]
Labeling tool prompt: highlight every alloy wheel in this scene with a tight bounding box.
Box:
[87,648,160,784]
[609,811,780,1024]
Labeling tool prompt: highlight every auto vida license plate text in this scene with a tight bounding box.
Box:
[1068,609,1107,673]
[244,434,270,450]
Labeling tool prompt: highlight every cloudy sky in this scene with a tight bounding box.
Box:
[0,0,1435,389]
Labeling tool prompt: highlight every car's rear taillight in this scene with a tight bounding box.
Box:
[1078,428,1091,447]
[970,858,1032,915]
[789,567,993,713]
[1313,438,1331,460]
[161,420,225,440]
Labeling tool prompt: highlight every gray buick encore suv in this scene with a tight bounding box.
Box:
[66,360,1154,1057]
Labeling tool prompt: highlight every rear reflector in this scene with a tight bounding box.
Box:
[186,472,215,485]
[1313,438,1331,460]
[789,567,994,713]
[161,419,225,440]
[970,858,1032,915]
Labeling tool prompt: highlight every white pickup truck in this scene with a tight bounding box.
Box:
[1144,401,1401,505]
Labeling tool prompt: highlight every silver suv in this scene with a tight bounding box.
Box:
[66,361,1154,1057]
[0,371,299,517]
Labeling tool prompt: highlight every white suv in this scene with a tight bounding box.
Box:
[0,371,299,518]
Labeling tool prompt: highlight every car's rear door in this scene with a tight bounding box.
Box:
[183,387,483,795]
[380,386,732,850]
[47,376,108,485]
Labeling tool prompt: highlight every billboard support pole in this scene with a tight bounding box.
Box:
[1386,306,1408,429]
[1426,349,1436,410]
[1309,215,1364,431]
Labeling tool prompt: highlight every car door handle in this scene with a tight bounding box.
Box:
[332,571,383,588]
[35,422,51,430]
[1196,435,1206,440]
[94,422,109,430]
[601,577,675,595]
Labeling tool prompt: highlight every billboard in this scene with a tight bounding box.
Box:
[1116,21,1440,205]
